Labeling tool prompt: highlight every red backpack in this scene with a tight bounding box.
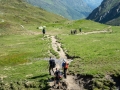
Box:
[64,62,68,69]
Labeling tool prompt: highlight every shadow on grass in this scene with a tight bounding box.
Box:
[29,74,49,79]
[111,75,120,89]
[29,74,51,90]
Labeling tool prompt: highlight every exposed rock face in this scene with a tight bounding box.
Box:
[87,0,120,26]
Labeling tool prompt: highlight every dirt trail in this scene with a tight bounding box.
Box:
[51,36,67,59]
[77,30,112,35]
[49,36,81,90]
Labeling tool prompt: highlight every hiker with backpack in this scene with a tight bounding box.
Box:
[62,59,69,79]
[54,68,62,89]
[42,27,46,36]
[49,57,56,75]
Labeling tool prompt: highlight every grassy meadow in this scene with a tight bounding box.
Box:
[57,24,120,89]
[1,17,120,89]
[0,34,52,89]
[45,19,111,35]
[0,35,51,66]
[55,20,120,75]
[0,0,120,89]
[46,19,120,76]
[0,60,50,90]
[1,13,120,89]
[0,0,67,89]
[58,30,120,75]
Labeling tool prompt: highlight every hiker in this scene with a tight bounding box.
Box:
[42,27,46,36]
[49,57,56,75]
[62,59,69,79]
[71,30,73,35]
[79,28,82,32]
[73,30,77,34]
[54,68,61,89]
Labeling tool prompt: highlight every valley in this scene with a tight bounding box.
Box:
[26,0,102,20]
[0,0,120,90]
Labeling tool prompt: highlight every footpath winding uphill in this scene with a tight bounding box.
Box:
[49,36,82,90]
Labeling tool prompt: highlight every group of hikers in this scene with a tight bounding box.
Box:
[71,28,82,35]
[42,26,82,36]
[48,57,69,89]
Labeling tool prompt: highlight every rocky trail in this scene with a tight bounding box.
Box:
[48,36,81,90]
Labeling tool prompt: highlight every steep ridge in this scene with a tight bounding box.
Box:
[87,0,120,26]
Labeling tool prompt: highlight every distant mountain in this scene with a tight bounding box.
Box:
[87,0,120,26]
[25,0,103,20]
[84,0,103,9]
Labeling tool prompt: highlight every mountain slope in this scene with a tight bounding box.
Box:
[26,0,93,20]
[87,0,120,26]
[84,0,103,9]
[0,0,66,35]
[0,0,66,23]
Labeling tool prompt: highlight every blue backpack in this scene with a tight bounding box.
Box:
[62,62,65,67]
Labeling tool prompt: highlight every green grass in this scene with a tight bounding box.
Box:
[0,0,66,89]
[0,35,51,66]
[0,0,66,35]
[1,16,120,89]
[56,25,120,89]
[58,26,120,75]
[64,20,109,32]
[43,19,120,76]
[45,19,111,35]
[0,60,50,90]
[0,0,120,89]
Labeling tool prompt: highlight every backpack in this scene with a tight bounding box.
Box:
[62,62,65,67]
[64,62,68,69]
[56,70,62,79]
[42,28,45,34]
[50,59,56,68]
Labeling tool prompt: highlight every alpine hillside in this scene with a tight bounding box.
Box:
[87,0,120,26]
[0,0,66,35]
[25,0,102,20]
